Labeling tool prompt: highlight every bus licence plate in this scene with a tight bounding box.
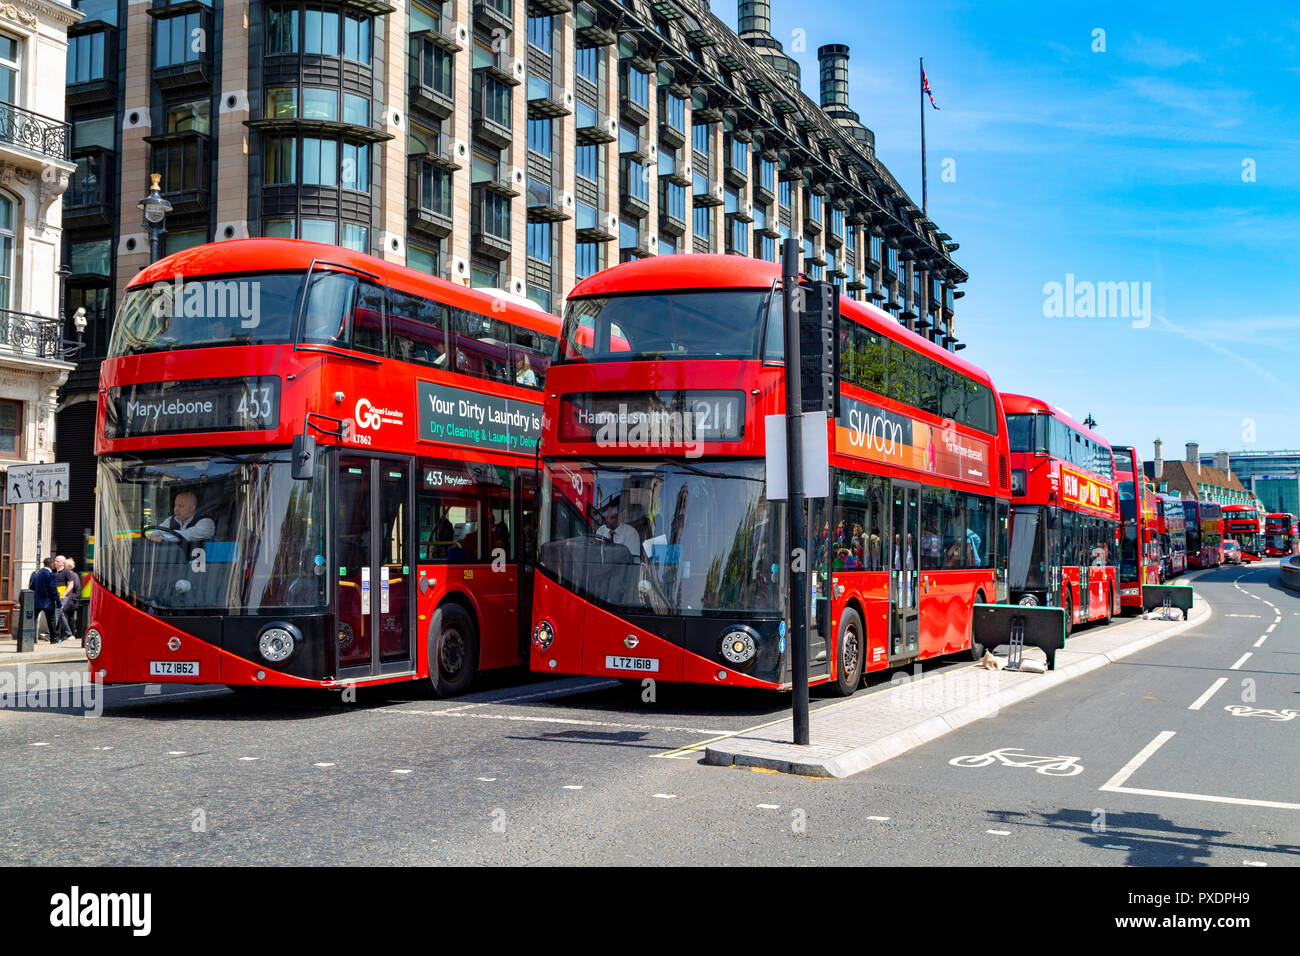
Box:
[604,655,659,673]
[149,661,199,676]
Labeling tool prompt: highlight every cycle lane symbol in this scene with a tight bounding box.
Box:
[949,747,1084,776]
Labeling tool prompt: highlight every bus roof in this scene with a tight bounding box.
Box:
[1001,392,1113,449]
[567,254,996,388]
[126,238,561,336]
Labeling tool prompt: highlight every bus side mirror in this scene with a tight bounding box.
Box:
[292,434,317,480]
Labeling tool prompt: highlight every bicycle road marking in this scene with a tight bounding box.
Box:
[1099,731,1300,811]
[948,747,1084,776]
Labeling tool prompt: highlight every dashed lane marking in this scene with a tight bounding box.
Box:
[1229,653,1252,671]
[1188,678,1227,711]
[1100,731,1300,811]
[1254,635,1269,648]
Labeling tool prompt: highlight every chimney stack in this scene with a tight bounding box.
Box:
[1153,438,1164,481]
[738,0,771,36]
[1214,451,1230,472]
[738,0,801,88]
[1186,441,1200,474]
[818,44,851,110]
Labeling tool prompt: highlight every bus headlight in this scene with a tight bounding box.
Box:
[257,623,300,664]
[533,620,555,651]
[720,627,758,665]
[85,628,102,660]
[1017,594,1039,607]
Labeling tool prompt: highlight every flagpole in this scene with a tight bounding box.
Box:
[920,56,927,215]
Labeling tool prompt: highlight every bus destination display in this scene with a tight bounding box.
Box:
[105,377,281,437]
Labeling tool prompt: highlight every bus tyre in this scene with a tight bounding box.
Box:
[429,603,478,698]
[1062,592,1073,639]
[829,609,864,697]
[1101,586,1113,625]
[969,591,987,660]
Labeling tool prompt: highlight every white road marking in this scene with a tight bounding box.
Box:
[1103,844,1132,850]
[986,829,1011,835]
[476,777,497,782]
[653,793,676,799]
[1229,653,1252,671]
[757,804,780,810]
[1243,861,1268,867]
[1266,622,1277,633]
[125,688,227,702]
[1254,635,1268,648]
[167,751,187,756]
[563,785,583,790]
[313,762,335,768]
[31,741,50,746]
[1100,731,1300,810]
[143,684,162,696]
[391,769,412,774]
[396,708,730,736]
[866,815,891,821]
[1225,614,1261,618]
[1188,678,1227,711]
[239,757,259,761]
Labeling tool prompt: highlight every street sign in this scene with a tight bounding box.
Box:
[5,463,71,504]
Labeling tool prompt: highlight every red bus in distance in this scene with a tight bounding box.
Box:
[1112,445,1160,610]
[1004,394,1120,635]
[1222,504,1264,560]
[1264,513,1299,556]
[1155,493,1188,580]
[1182,498,1223,570]
[530,255,1013,693]
[88,239,559,695]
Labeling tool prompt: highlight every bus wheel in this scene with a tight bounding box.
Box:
[1062,592,1073,639]
[429,603,479,698]
[828,609,864,697]
[1101,586,1113,625]
[969,591,987,660]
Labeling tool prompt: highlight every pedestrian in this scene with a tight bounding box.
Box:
[54,555,80,642]
[32,557,60,643]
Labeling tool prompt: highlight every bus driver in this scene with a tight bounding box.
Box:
[146,489,215,544]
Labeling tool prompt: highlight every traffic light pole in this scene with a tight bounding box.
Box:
[781,237,810,746]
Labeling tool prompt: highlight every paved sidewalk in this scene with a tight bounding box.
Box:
[704,591,1214,778]
[0,636,87,666]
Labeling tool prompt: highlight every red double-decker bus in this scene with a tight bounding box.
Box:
[529,255,1012,693]
[88,239,559,695]
[1112,445,1160,610]
[1182,499,1223,569]
[1222,504,1264,560]
[1265,513,1299,556]
[1004,396,1120,635]
[1155,493,1188,579]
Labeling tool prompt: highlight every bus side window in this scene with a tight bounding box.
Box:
[452,310,511,383]
[511,327,552,389]
[388,290,448,367]
[301,272,357,346]
[353,281,387,356]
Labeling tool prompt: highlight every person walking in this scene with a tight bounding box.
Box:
[54,555,80,642]
[32,557,60,643]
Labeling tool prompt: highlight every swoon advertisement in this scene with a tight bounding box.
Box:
[835,395,990,486]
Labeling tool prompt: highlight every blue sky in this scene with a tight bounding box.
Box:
[717,0,1300,458]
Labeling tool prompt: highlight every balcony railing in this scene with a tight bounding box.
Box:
[0,103,70,162]
[0,309,65,361]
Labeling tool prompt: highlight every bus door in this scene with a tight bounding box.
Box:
[337,455,414,678]
[515,466,538,664]
[889,482,920,660]
[807,496,831,680]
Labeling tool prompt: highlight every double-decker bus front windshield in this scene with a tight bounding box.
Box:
[560,291,772,361]
[108,273,306,356]
[537,458,787,616]
[97,451,329,614]
[1118,481,1139,581]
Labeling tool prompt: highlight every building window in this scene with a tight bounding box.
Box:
[475,190,510,240]
[408,243,439,275]
[576,143,598,183]
[267,87,297,117]
[622,64,648,108]
[0,193,12,310]
[304,7,341,55]
[692,122,710,156]
[0,400,20,456]
[267,6,299,54]
[154,13,203,68]
[264,136,297,184]
[343,13,371,64]
[343,92,370,126]
[778,178,791,210]
[623,158,648,202]
[70,239,111,277]
[527,15,552,53]
[619,217,639,250]
[303,87,338,120]
[758,157,775,193]
[727,135,747,174]
[341,142,368,191]
[0,35,16,105]
[67,30,107,84]
[692,205,710,244]
[527,221,552,263]
[576,241,600,279]
[301,219,337,243]
[341,223,368,251]
[575,46,598,83]
[302,137,338,185]
[661,90,684,131]
[527,118,552,157]
[729,217,748,255]
[660,180,685,220]
[164,229,207,256]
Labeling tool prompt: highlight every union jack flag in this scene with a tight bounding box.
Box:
[922,68,940,110]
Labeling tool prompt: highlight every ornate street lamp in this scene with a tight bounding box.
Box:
[137,172,172,263]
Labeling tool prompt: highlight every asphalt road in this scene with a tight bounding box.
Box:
[2,562,1296,866]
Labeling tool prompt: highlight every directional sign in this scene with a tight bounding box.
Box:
[5,463,71,504]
